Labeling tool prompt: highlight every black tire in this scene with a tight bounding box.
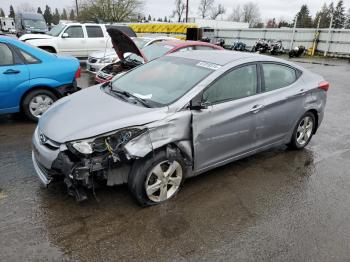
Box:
[22,89,58,122]
[288,112,316,150]
[128,149,186,207]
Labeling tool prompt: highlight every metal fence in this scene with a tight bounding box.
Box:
[203,28,350,57]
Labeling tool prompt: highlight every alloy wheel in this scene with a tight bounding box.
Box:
[296,116,314,146]
[29,95,54,118]
[145,160,183,202]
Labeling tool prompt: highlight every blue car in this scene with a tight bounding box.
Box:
[0,36,80,121]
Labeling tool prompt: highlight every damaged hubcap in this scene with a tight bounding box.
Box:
[29,95,54,118]
[145,160,183,202]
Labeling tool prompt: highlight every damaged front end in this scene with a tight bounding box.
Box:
[44,128,146,201]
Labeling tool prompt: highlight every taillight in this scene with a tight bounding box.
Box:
[318,81,329,91]
[75,67,81,78]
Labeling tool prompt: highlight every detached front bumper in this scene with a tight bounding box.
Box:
[32,151,52,186]
[32,128,60,186]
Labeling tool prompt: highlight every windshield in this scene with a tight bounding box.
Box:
[111,56,215,106]
[129,43,173,62]
[48,24,65,36]
[23,19,47,30]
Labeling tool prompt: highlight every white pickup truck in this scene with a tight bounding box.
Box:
[19,23,114,58]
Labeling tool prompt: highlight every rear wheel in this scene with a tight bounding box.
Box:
[22,89,58,121]
[288,112,315,149]
[128,150,186,206]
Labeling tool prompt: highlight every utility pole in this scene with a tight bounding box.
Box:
[185,0,189,22]
[75,0,79,18]
[324,14,334,57]
[290,14,298,50]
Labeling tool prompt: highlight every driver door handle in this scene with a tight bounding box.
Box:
[250,104,264,113]
[3,69,20,74]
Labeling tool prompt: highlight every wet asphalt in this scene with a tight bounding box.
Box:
[1,57,350,262]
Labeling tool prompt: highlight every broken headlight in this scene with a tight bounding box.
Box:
[71,141,93,155]
[67,128,145,156]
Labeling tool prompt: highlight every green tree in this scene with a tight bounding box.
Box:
[164,16,168,22]
[0,8,5,17]
[69,9,75,20]
[148,14,151,21]
[52,8,60,24]
[333,0,345,28]
[295,4,312,28]
[345,8,350,28]
[9,5,15,18]
[43,5,52,24]
[314,3,332,28]
[61,9,68,20]
[37,7,43,14]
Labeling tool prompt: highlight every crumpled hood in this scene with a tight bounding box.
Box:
[38,85,168,143]
[19,33,53,41]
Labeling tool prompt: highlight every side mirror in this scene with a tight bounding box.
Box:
[62,32,69,38]
[189,94,210,110]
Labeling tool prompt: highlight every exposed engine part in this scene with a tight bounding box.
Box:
[101,58,143,77]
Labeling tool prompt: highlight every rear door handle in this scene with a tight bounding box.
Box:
[3,69,20,74]
[250,104,264,113]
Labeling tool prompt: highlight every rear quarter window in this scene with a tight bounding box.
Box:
[262,63,298,92]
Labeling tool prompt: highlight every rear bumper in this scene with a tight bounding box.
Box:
[57,79,81,96]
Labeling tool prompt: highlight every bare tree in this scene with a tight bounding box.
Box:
[198,0,214,19]
[228,5,242,22]
[210,4,225,20]
[172,0,186,22]
[79,0,144,22]
[241,2,261,27]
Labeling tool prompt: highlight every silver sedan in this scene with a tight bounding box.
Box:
[32,50,329,206]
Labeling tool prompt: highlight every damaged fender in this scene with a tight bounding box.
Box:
[124,110,193,164]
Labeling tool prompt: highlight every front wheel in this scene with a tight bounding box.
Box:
[128,150,186,206]
[288,112,315,149]
[22,89,58,121]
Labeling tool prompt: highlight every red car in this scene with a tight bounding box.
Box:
[95,28,224,83]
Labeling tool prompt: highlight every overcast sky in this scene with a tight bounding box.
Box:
[1,0,345,22]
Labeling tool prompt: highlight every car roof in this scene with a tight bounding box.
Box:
[167,50,290,66]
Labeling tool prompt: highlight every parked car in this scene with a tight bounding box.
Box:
[95,28,224,83]
[87,36,179,73]
[15,13,48,37]
[19,24,135,58]
[32,50,328,206]
[0,36,80,121]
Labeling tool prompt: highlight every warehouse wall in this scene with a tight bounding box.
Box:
[204,28,350,57]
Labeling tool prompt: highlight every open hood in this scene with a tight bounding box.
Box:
[106,28,147,63]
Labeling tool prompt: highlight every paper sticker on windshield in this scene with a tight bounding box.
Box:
[196,62,221,70]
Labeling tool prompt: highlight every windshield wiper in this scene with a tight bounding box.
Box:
[108,83,152,108]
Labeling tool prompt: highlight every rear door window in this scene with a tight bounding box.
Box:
[64,26,84,38]
[86,26,104,38]
[0,43,14,66]
[262,63,297,92]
